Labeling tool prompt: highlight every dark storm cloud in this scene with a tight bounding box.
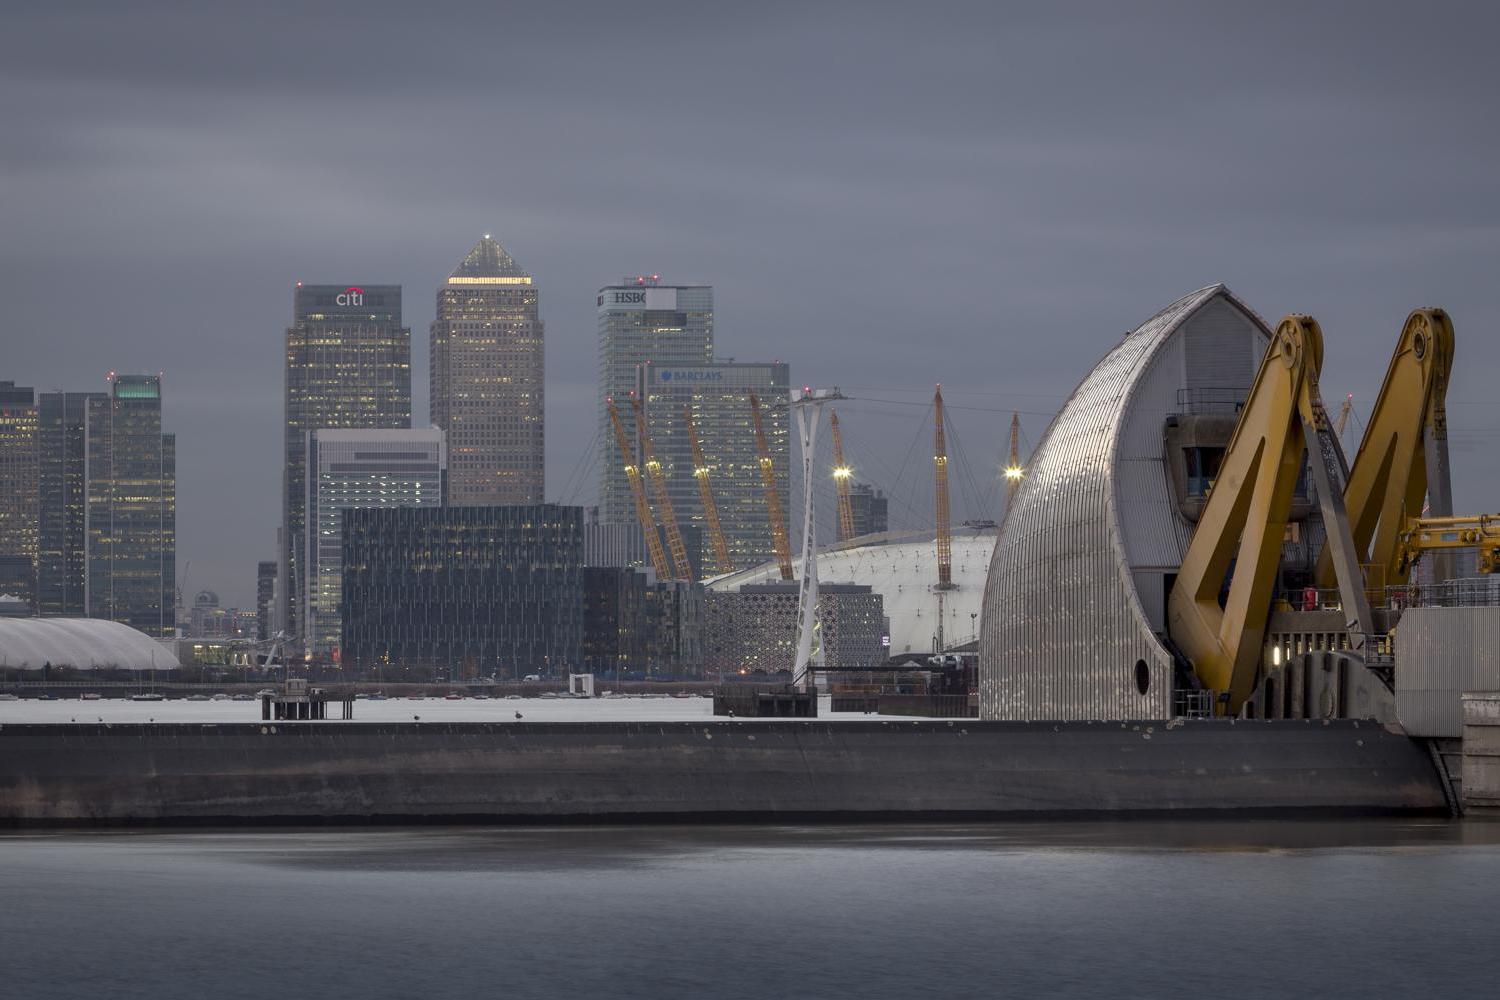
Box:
[3,0,1499,604]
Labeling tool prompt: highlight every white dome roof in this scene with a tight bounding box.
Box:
[708,527,996,656]
[0,618,175,671]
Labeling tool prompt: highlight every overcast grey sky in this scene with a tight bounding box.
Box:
[4,1,1499,606]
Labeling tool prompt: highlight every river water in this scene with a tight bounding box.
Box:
[3,820,1498,999]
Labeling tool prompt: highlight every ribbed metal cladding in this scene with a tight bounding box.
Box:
[980,285,1271,720]
[1395,607,1500,737]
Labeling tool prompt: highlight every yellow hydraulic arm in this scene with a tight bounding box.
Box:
[606,397,672,581]
[830,410,855,543]
[1168,317,1372,713]
[632,398,693,582]
[1397,514,1500,576]
[934,386,952,588]
[684,405,733,575]
[750,392,794,580]
[1316,308,1454,589]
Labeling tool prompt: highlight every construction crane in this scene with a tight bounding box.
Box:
[606,397,672,581]
[1168,316,1373,714]
[934,386,953,589]
[830,410,856,543]
[1397,514,1500,576]
[749,392,794,580]
[632,398,693,582]
[1315,308,1454,590]
[683,405,733,576]
[1004,411,1024,512]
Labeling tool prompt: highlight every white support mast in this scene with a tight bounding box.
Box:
[791,386,844,690]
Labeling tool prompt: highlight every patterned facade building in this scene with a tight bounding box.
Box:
[597,280,713,528]
[634,362,790,572]
[704,583,885,675]
[304,428,445,657]
[85,374,176,638]
[581,566,704,678]
[0,382,38,608]
[341,505,583,679]
[430,236,543,505]
[281,283,411,644]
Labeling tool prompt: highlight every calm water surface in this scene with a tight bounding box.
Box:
[3,820,1498,999]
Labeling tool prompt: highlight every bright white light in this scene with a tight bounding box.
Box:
[1004,466,1024,481]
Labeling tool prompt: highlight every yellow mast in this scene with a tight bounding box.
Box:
[683,405,733,575]
[830,410,855,542]
[750,392,794,581]
[606,397,671,581]
[934,386,952,588]
[632,398,693,582]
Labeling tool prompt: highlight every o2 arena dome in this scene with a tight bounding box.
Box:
[979,285,1275,720]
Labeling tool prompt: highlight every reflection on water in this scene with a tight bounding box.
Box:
[4,820,1499,1000]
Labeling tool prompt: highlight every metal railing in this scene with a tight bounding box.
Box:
[1174,387,1246,416]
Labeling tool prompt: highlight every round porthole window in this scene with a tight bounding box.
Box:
[1134,659,1151,696]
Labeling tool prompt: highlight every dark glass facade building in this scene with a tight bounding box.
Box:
[281,284,411,644]
[37,391,105,615]
[849,482,889,538]
[341,505,583,679]
[581,567,704,678]
[431,237,543,505]
[85,374,176,637]
[256,560,277,641]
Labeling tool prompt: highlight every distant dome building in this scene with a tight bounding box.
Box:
[0,618,175,672]
[194,590,220,609]
[979,285,1274,720]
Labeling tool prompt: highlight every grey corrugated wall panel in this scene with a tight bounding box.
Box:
[980,285,1274,721]
[1395,607,1500,736]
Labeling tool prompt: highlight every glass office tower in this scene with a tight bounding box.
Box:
[281,283,411,646]
[303,428,444,658]
[85,374,176,637]
[431,236,543,505]
[36,391,106,615]
[0,382,38,608]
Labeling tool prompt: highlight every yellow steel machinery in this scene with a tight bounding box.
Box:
[632,398,694,582]
[830,410,856,543]
[1168,316,1373,713]
[1316,308,1455,590]
[750,392,794,581]
[1397,514,1500,577]
[683,405,733,576]
[606,397,672,582]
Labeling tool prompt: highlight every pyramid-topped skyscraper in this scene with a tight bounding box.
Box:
[431,235,544,504]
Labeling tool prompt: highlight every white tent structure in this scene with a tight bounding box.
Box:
[0,618,176,672]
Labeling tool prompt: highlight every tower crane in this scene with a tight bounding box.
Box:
[750,392,794,580]
[679,405,734,577]
[606,397,672,581]
[830,410,856,543]
[1315,309,1454,590]
[631,398,693,581]
[1168,316,1374,714]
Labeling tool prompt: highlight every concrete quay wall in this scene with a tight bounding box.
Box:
[0,718,1446,826]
